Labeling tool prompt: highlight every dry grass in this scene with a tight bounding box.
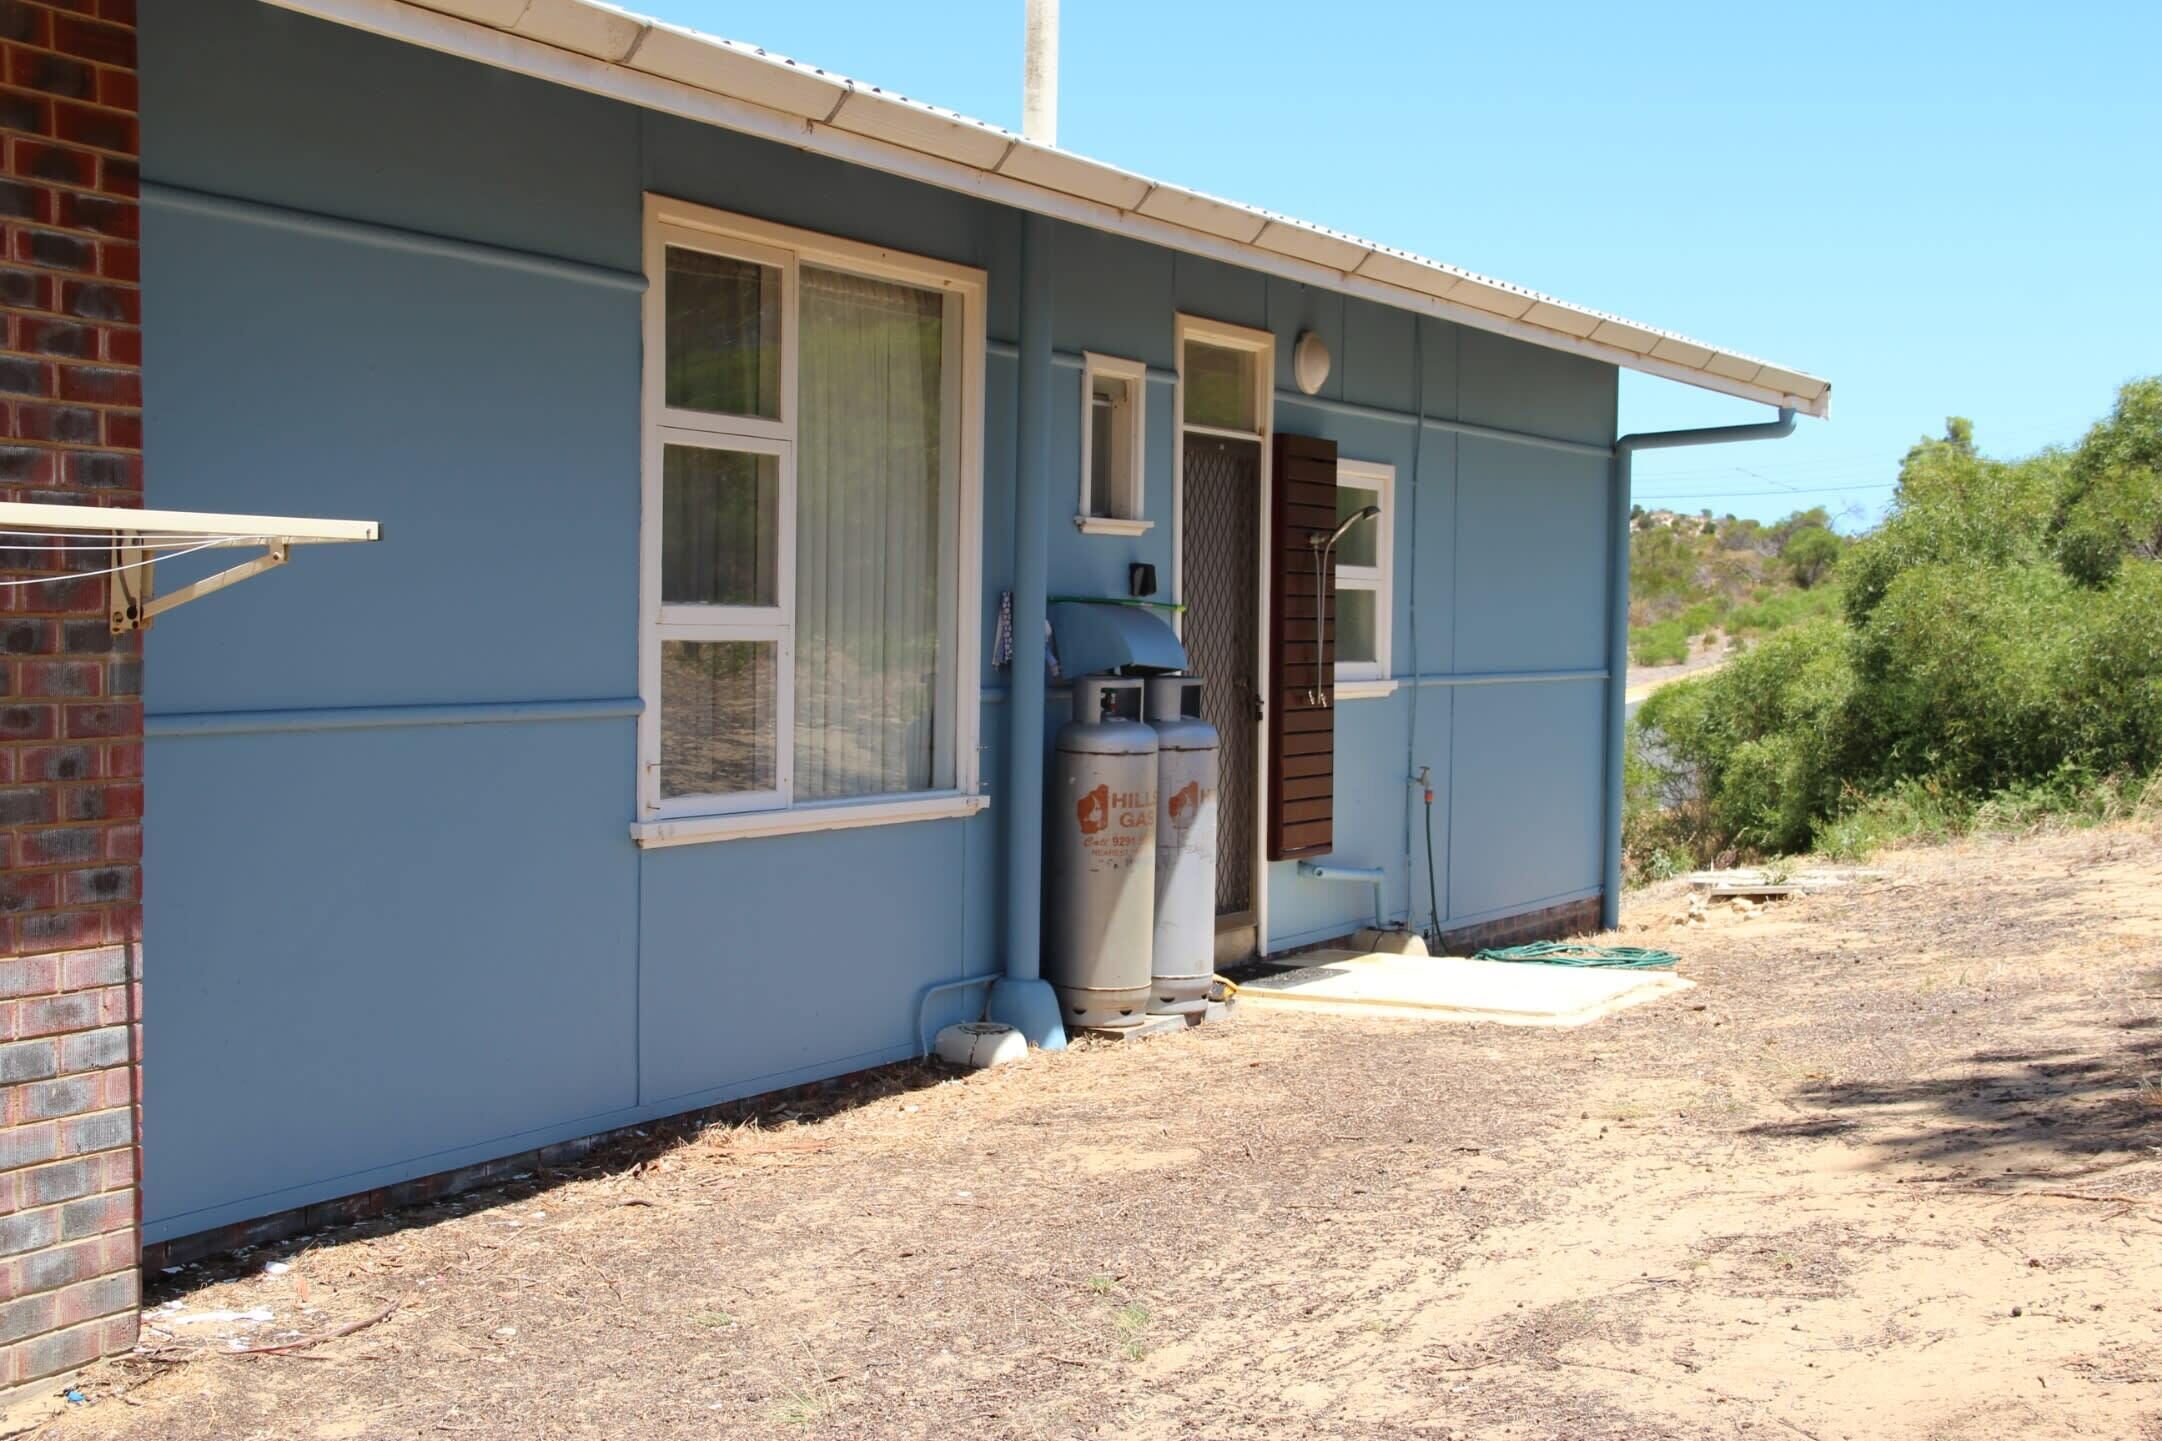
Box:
[19,820,2162,1441]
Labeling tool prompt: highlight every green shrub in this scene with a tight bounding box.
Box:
[1621,724,1716,881]
[1630,619,1690,667]
[1812,778,1966,860]
[1630,392,2162,870]
[1841,429,2062,626]
[1813,767,2161,861]
[1850,559,2087,789]
[1781,525,1842,587]
[1727,584,1842,636]
[1639,620,1856,854]
[2051,378,2162,586]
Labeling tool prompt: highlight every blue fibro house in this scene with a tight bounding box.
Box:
[134,0,1829,1251]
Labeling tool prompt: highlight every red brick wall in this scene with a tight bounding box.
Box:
[1436,895,1604,956]
[0,0,142,1400]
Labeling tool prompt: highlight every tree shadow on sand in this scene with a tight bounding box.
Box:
[1742,1025,2162,1177]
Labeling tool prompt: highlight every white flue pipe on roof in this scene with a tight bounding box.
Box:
[1023,0,1058,145]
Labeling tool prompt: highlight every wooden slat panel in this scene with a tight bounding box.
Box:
[1268,430,1337,860]
[1281,728,1334,757]
[1280,820,1332,853]
[1278,775,1332,802]
[1281,751,1333,780]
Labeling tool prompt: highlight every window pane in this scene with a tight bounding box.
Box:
[1337,587,1378,666]
[1183,340,1254,431]
[665,247,781,418]
[662,446,779,607]
[1089,393,1115,516]
[1336,485,1380,569]
[795,265,947,802]
[661,640,777,798]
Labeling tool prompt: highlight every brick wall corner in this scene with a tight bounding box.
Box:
[0,0,143,1404]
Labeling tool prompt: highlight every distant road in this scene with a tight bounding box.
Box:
[1624,655,1731,724]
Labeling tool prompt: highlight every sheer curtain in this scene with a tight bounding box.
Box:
[795,265,944,801]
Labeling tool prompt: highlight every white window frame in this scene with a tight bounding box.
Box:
[1075,351,1150,536]
[1170,313,1275,955]
[633,194,988,847]
[1332,457,1395,701]
[1170,314,1275,639]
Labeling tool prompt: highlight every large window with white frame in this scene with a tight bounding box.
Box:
[1332,458,1393,695]
[638,197,985,839]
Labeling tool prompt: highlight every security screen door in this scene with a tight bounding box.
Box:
[1180,434,1260,917]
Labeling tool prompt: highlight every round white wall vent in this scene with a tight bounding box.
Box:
[1293,330,1331,395]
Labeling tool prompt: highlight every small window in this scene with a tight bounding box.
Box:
[661,445,780,608]
[664,247,782,420]
[1182,339,1257,432]
[1077,353,1149,535]
[661,638,780,799]
[1333,459,1393,691]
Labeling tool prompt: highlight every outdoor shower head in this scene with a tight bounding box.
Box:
[1313,504,1382,551]
[1304,504,1382,710]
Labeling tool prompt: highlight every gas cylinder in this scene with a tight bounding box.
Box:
[1046,675,1157,1028]
[1145,675,1218,1015]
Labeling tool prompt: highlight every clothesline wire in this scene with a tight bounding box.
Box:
[0,529,270,548]
[0,535,242,588]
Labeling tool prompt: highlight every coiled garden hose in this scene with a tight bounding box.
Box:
[1471,941,1679,969]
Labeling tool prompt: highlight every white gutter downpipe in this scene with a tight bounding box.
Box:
[1022,0,1058,145]
[1601,408,1798,931]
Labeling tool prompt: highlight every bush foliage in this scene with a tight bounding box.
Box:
[1627,505,1848,666]
[1631,380,2162,869]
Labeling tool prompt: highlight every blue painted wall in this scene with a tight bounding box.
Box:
[137,0,1615,1239]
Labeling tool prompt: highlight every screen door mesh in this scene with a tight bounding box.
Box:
[1180,435,1260,915]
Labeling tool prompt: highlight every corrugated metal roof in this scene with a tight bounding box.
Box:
[263,0,1831,418]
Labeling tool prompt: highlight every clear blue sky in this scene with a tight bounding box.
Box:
[637,0,2160,530]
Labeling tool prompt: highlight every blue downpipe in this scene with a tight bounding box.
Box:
[986,213,1067,1050]
[1602,408,1797,930]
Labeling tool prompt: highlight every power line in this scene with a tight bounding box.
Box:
[1634,482,1897,501]
[1632,466,1900,489]
[1633,454,1889,479]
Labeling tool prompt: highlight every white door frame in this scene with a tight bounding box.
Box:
[1171,313,1276,957]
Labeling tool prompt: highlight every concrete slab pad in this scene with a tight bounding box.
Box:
[1234,949,1692,1027]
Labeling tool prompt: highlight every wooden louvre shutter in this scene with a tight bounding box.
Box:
[1267,432,1337,860]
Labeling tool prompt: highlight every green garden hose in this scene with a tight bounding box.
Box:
[1471,941,1679,969]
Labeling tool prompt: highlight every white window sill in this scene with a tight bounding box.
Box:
[632,791,989,848]
[1333,678,1399,701]
[1074,515,1154,537]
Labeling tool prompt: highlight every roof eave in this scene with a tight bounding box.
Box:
[257,0,1831,419]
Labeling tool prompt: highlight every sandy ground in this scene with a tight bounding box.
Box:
[18,823,2162,1440]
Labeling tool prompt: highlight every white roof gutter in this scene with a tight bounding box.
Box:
[258,0,1831,419]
